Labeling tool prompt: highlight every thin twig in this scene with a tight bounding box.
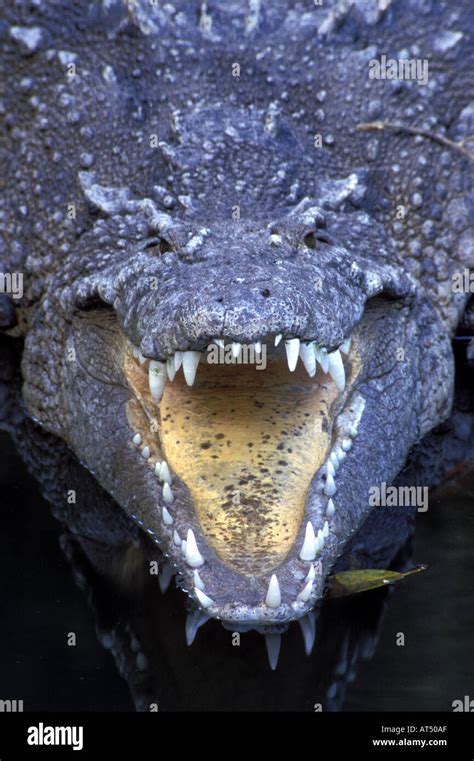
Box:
[356,120,474,163]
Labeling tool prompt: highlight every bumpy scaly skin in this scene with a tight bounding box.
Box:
[0,0,473,627]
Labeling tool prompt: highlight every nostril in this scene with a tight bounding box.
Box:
[216,297,224,303]
[261,289,271,298]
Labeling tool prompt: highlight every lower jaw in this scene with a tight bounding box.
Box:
[125,344,363,585]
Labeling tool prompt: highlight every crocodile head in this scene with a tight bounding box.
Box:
[22,186,453,631]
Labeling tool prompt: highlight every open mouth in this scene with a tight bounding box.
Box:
[124,330,365,622]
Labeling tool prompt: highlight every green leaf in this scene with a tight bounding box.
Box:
[327,564,427,598]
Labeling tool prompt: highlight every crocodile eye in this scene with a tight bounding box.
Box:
[144,238,173,255]
[303,230,332,248]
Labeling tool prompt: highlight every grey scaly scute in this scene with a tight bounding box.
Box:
[0,0,472,630]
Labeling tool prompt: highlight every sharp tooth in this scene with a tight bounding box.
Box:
[315,345,329,374]
[349,426,359,438]
[297,578,314,603]
[330,450,339,466]
[299,342,317,377]
[162,506,173,525]
[141,446,150,459]
[174,351,183,372]
[265,633,281,671]
[149,360,167,401]
[132,433,142,446]
[340,336,351,354]
[181,540,187,555]
[323,520,329,538]
[316,530,324,552]
[138,351,147,365]
[285,338,300,371]
[306,564,316,582]
[265,574,281,607]
[299,612,317,655]
[163,482,174,504]
[195,587,213,609]
[274,333,282,346]
[159,562,174,593]
[326,498,336,517]
[185,529,205,568]
[185,610,210,646]
[132,345,140,359]
[336,445,347,462]
[154,461,162,477]
[231,342,241,358]
[342,438,352,452]
[299,521,317,561]
[328,349,345,391]
[214,338,225,349]
[182,351,201,386]
[324,471,336,496]
[160,461,172,484]
[167,355,176,382]
[193,569,205,590]
[254,341,262,354]
[326,460,336,477]
[173,529,181,546]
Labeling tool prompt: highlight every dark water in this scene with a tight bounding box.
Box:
[1,426,473,712]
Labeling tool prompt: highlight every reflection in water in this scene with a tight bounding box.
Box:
[0,337,472,711]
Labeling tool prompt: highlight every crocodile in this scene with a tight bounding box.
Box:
[0,0,473,643]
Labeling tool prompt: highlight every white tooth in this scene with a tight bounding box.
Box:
[315,345,329,374]
[306,564,316,582]
[132,345,140,359]
[285,338,300,371]
[173,529,181,546]
[182,351,201,386]
[324,471,336,496]
[162,506,173,525]
[160,461,172,484]
[328,349,345,391]
[185,610,210,646]
[195,587,213,609]
[316,530,325,552]
[132,433,142,446]
[141,446,150,460]
[340,336,351,354]
[138,351,147,365]
[342,438,352,452]
[323,520,329,538]
[299,342,317,377]
[297,578,314,603]
[330,450,339,467]
[159,562,174,594]
[326,460,336,477]
[174,351,183,372]
[265,633,281,671]
[214,338,225,349]
[154,461,162,477]
[299,521,317,561]
[231,342,241,358]
[274,333,282,346]
[193,569,205,591]
[299,612,316,655]
[326,498,336,517]
[185,529,205,568]
[163,482,174,504]
[349,426,359,438]
[265,574,281,608]
[336,445,347,462]
[167,355,176,382]
[149,360,167,401]
[254,341,262,354]
[181,540,187,555]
